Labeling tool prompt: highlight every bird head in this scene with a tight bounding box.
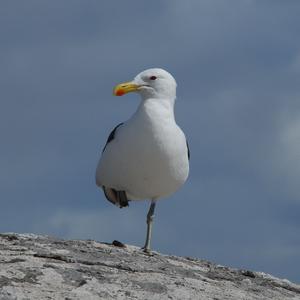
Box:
[113,68,177,100]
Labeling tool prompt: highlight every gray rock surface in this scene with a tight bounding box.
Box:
[0,233,299,300]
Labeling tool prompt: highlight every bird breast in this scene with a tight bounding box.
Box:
[97,100,189,200]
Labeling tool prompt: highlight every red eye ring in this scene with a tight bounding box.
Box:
[149,76,157,80]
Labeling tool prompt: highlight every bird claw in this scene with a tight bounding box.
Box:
[141,247,154,256]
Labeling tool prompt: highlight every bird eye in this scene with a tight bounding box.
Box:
[149,76,157,80]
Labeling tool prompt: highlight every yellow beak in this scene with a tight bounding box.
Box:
[113,82,140,96]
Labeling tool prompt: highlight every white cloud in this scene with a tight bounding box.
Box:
[40,207,147,246]
[259,109,300,199]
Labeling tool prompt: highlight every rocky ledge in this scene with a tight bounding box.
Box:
[0,233,299,300]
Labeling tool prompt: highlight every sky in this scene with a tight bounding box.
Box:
[1,0,300,283]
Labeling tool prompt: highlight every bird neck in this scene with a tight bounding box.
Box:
[136,97,176,122]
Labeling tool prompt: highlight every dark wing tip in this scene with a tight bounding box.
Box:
[102,186,129,208]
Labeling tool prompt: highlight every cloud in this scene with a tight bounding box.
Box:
[260,110,300,200]
[43,207,145,243]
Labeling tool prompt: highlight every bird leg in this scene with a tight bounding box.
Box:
[142,200,156,253]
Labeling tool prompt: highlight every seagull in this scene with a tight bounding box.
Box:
[95,68,190,253]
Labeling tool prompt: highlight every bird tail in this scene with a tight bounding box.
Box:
[102,187,129,208]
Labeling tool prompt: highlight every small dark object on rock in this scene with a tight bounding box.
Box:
[112,240,126,248]
[241,270,256,278]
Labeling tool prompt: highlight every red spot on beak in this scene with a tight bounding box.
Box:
[116,89,124,96]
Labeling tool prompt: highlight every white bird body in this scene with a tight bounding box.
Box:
[95,68,189,252]
[96,97,189,200]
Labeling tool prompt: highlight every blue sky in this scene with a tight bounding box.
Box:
[1,1,300,283]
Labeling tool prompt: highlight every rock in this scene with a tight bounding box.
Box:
[0,233,299,300]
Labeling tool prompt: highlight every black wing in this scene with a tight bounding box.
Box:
[102,122,124,153]
[186,139,190,160]
[101,122,129,207]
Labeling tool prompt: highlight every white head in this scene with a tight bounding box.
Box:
[113,68,177,100]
